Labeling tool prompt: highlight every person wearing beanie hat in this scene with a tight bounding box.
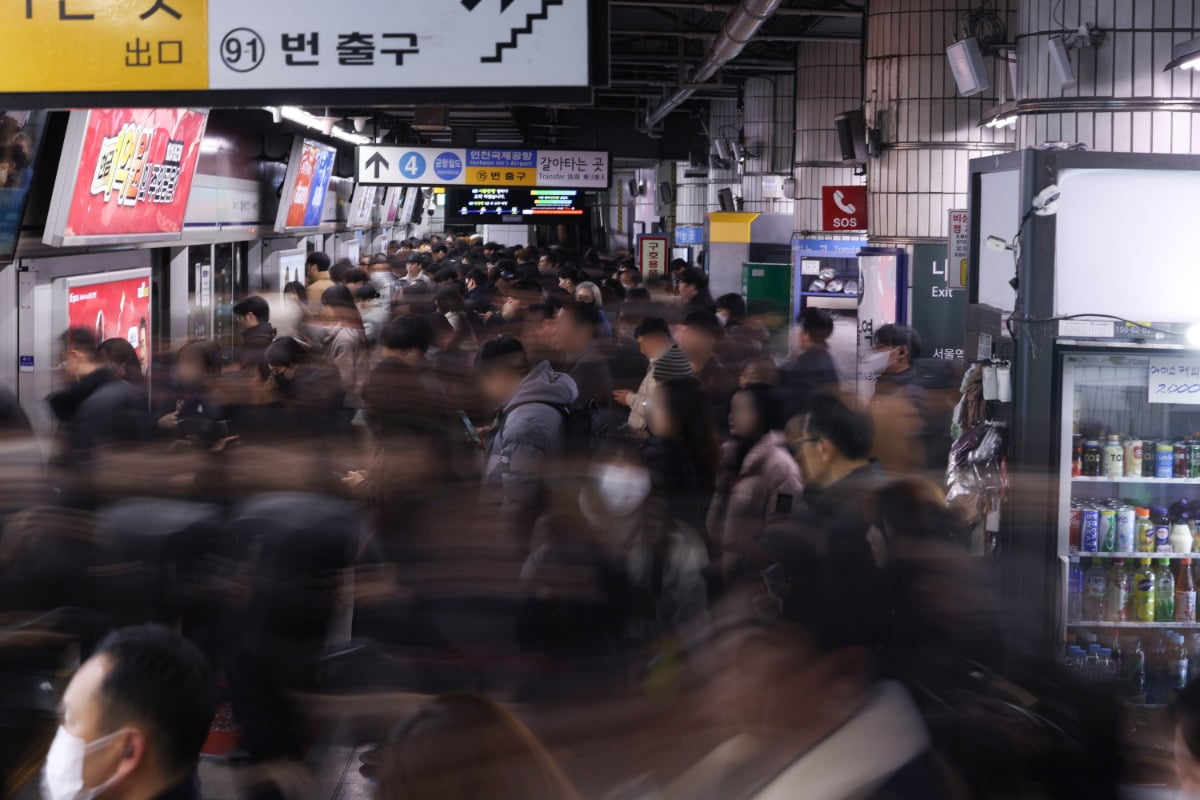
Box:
[652,345,693,382]
[615,318,685,434]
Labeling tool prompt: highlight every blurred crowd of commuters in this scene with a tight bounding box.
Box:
[0,234,1159,800]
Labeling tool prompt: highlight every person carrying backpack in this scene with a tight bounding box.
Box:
[476,337,579,544]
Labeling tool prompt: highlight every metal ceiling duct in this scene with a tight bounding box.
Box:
[641,0,784,132]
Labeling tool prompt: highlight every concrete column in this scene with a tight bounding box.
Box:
[1016,0,1200,153]
[794,41,864,232]
[865,0,1016,243]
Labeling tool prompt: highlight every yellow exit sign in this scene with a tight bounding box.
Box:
[5,0,208,92]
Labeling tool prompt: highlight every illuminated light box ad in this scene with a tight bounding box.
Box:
[275,137,337,233]
[0,110,48,260]
[66,270,153,374]
[43,108,208,247]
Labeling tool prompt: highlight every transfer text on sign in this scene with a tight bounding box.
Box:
[356,146,610,190]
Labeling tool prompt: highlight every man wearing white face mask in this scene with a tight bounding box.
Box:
[865,324,931,476]
[43,625,217,800]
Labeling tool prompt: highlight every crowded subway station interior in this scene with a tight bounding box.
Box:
[12,0,1200,798]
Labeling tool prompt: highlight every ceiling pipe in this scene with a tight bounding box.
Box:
[612,0,861,18]
[641,0,784,132]
[614,28,858,43]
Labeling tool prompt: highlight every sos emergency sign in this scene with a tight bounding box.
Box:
[821,185,868,232]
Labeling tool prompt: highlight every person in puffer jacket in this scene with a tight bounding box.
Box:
[708,382,804,581]
[477,336,578,544]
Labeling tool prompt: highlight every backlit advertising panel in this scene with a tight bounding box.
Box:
[275,137,337,233]
[43,109,208,247]
[66,271,153,374]
[0,110,47,260]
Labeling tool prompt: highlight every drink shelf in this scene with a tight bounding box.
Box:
[1073,476,1200,485]
[1068,552,1198,559]
[1067,621,1200,629]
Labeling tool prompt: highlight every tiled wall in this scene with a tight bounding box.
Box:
[1017,0,1200,153]
[865,0,1016,242]
[793,41,865,233]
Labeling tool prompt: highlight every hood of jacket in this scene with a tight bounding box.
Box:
[504,360,578,411]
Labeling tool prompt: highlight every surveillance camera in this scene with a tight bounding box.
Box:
[1033,183,1061,216]
[986,235,1011,253]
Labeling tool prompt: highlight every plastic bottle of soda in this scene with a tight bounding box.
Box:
[1157,559,1176,622]
[1134,558,1157,622]
[1084,559,1109,620]
[1177,558,1197,622]
[1105,559,1131,622]
[1067,556,1084,621]
[1170,634,1190,697]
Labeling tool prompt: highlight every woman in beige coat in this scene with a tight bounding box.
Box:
[708,382,805,580]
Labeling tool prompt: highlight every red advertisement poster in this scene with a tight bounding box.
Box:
[68,275,153,373]
[63,109,208,239]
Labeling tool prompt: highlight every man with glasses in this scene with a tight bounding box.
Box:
[777,393,885,574]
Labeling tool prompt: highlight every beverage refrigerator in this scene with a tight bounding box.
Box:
[1056,345,1200,701]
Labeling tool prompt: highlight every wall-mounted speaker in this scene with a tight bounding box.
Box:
[946,37,991,96]
[1047,36,1077,91]
[834,109,869,164]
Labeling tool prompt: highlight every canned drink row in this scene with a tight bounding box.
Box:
[1073,435,1200,479]
[1070,500,1172,554]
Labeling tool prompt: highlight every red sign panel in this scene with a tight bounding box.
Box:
[61,109,208,240]
[821,185,868,232]
[638,234,669,279]
[68,274,153,373]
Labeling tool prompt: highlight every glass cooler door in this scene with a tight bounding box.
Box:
[1059,350,1200,701]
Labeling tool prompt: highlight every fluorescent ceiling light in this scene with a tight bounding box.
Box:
[981,101,1019,129]
[263,106,372,145]
[1165,36,1200,71]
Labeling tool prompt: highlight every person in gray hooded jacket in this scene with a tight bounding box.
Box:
[477,336,579,540]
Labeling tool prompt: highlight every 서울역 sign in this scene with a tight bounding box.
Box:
[0,0,595,102]
[357,146,611,190]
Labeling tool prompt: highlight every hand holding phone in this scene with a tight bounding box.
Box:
[458,410,484,449]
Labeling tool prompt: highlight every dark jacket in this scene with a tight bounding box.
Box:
[560,349,613,411]
[238,323,277,370]
[49,367,151,461]
[640,435,713,541]
[779,344,839,416]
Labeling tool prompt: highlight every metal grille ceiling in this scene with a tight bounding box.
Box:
[298,0,863,147]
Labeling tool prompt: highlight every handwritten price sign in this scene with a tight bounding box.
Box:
[1149,358,1200,405]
